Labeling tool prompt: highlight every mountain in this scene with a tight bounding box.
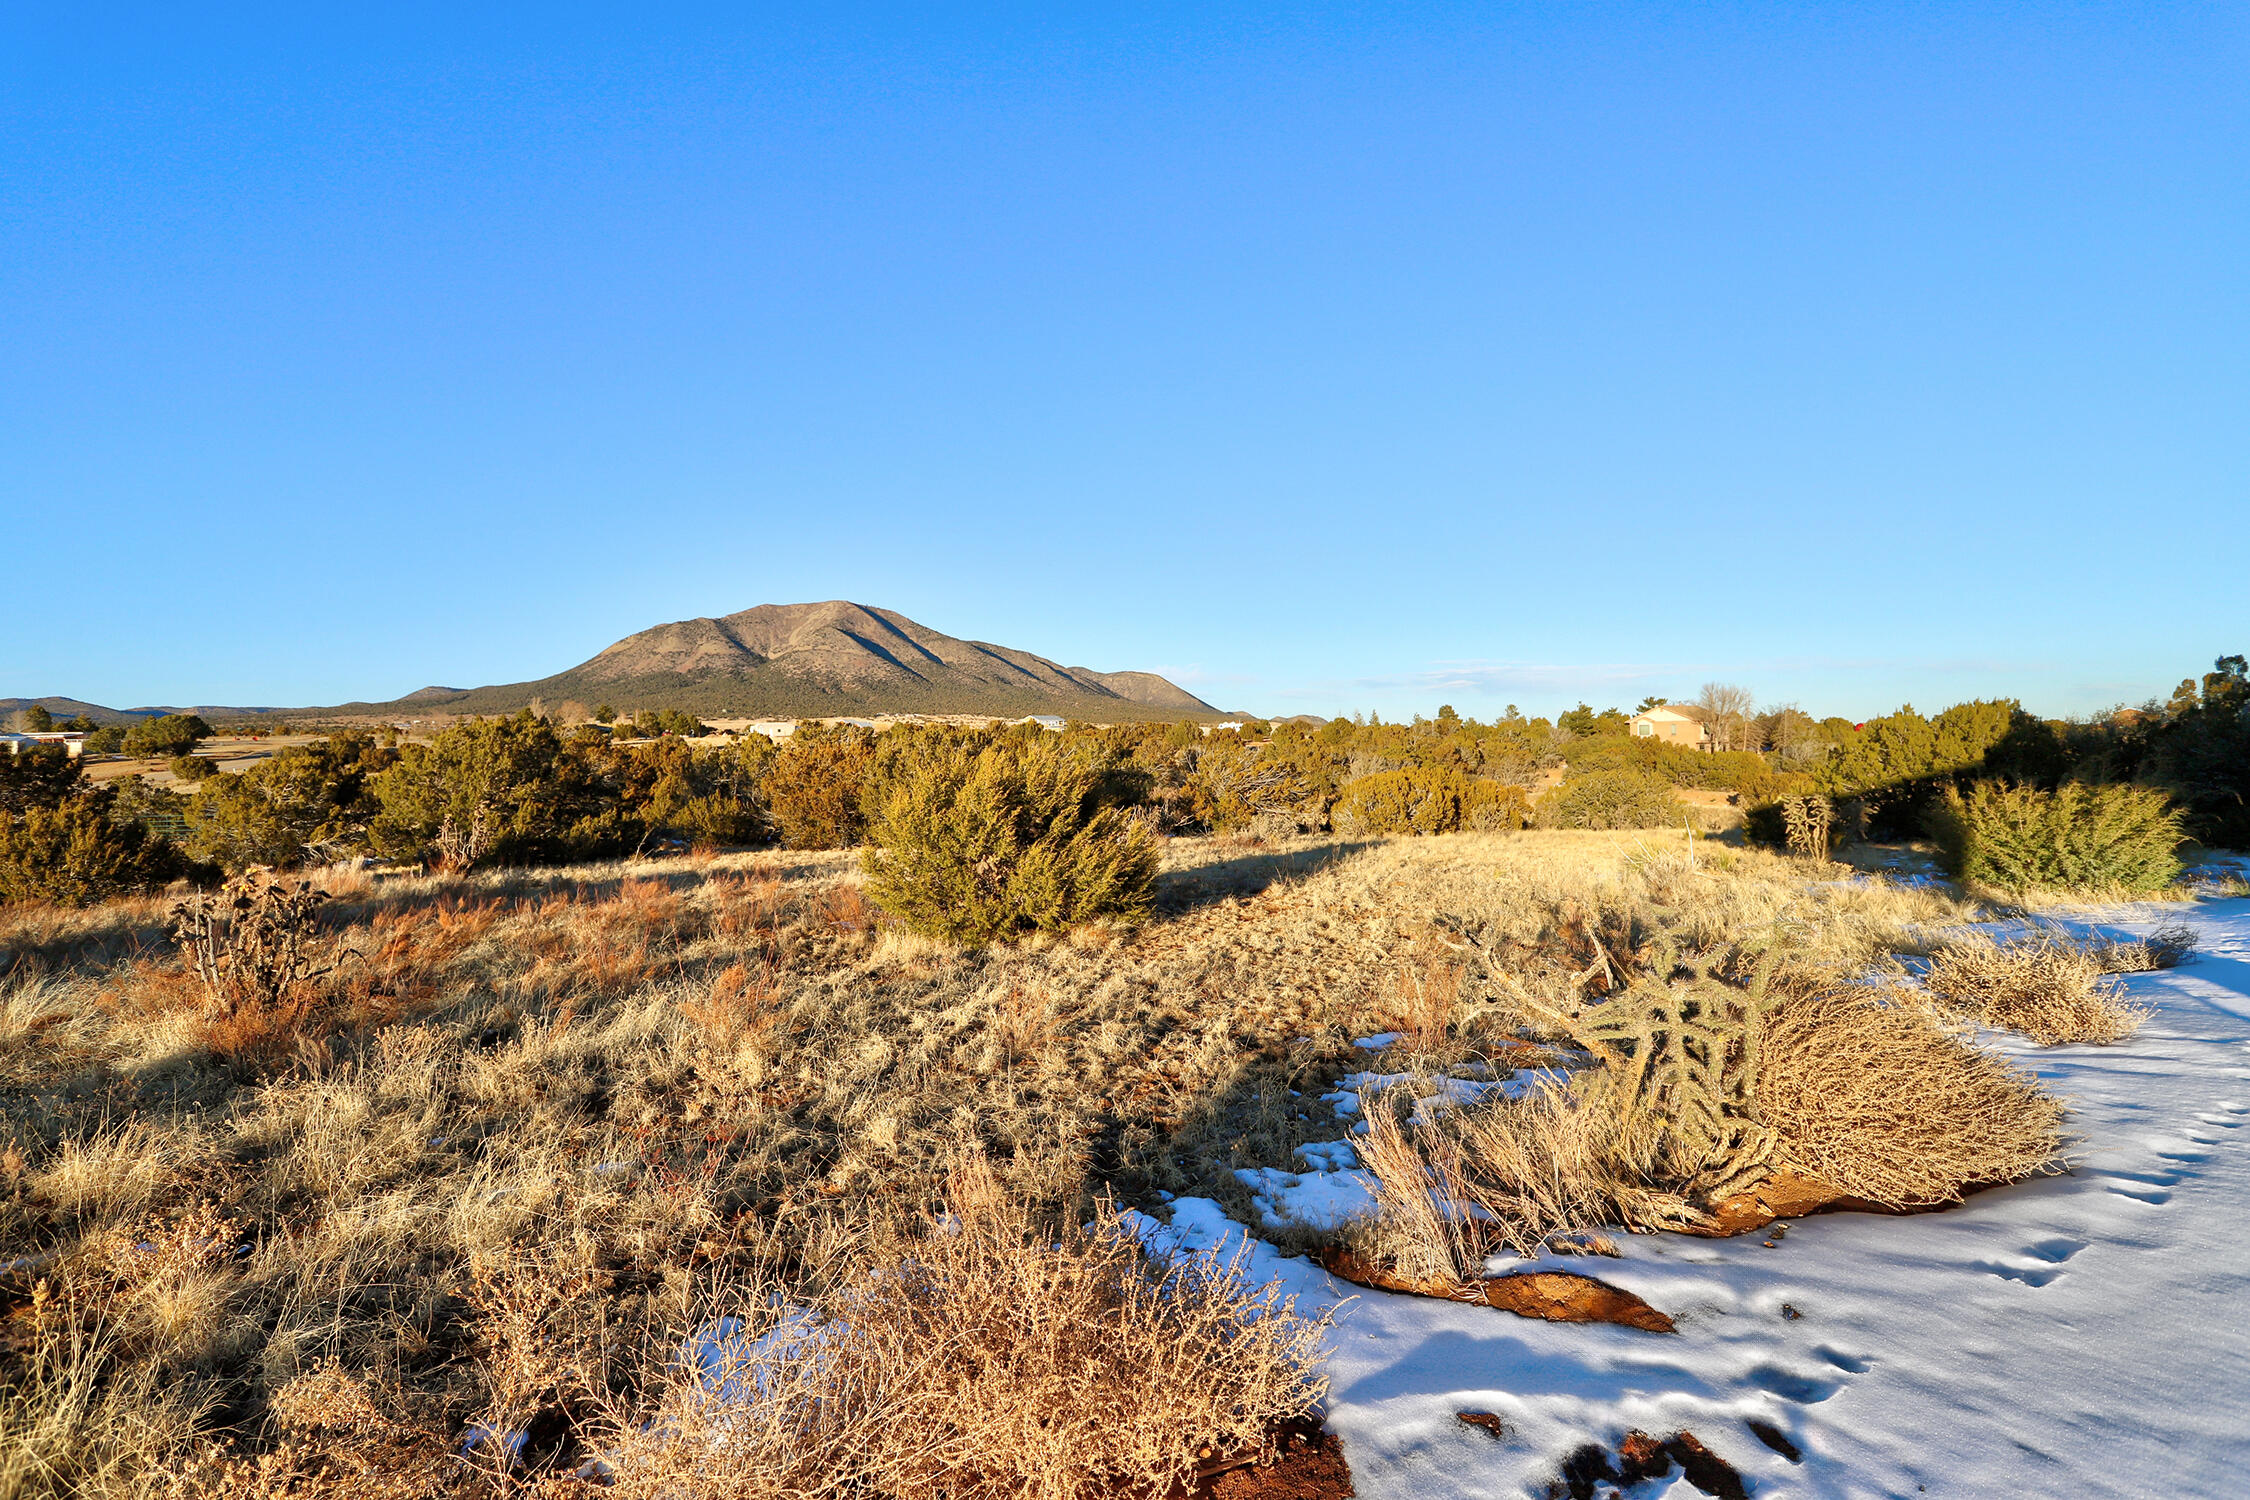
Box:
[332,602,1226,721]
[0,697,283,725]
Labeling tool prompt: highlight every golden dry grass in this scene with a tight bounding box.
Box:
[596,1153,1327,1500]
[1350,1078,1701,1281]
[1924,930,2151,1046]
[1758,990,2067,1204]
[0,830,2058,1494]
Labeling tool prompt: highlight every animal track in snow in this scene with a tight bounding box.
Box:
[1814,1346,1874,1373]
[1975,1260,2069,1287]
[1744,1363,1842,1404]
[1972,1240,2084,1288]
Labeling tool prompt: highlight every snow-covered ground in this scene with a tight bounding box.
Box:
[1135,896,2250,1499]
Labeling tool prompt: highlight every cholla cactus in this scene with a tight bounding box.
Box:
[1520,939,1784,1203]
[169,873,337,1017]
[1779,794,1833,858]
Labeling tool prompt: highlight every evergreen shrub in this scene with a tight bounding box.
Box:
[1929,781,2184,893]
[1334,767,1527,835]
[123,713,212,759]
[0,794,189,906]
[862,734,1158,944]
[0,743,83,814]
[1535,770,1684,830]
[763,727,876,849]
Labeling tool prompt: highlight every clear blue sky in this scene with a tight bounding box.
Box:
[4,3,2243,720]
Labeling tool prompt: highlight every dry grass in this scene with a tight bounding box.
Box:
[598,1153,1327,1500]
[0,831,2051,1492]
[1350,1079,1700,1282]
[2090,922,2197,973]
[1344,977,2073,1280]
[1924,930,2151,1046]
[1758,989,2068,1204]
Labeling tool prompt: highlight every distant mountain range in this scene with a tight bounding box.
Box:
[0,696,288,726]
[11,602,1234,725]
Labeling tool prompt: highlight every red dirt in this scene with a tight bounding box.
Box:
[1693,1166,2008,1238]
[1314,1249,1675,1333]
[1185,1418,1354,1499]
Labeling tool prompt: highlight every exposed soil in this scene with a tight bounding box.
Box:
[1184,1419,1355,1499]
[1314,1249,1675,1333]
[1693,1166,2010,1237]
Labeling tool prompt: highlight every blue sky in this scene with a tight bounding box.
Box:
[4,3,2243,720]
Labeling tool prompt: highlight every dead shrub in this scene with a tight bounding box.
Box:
[600,1153,1328,1500]
[156,1362,454,1499]
[1757,989,2068,1205]
[460,1248,612,1483]
[1925,930,2149,1045]
[2092,921,2197,973]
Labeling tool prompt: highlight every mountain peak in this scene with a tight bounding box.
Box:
[355,603,1223,721]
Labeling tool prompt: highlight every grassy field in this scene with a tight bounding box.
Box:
[0,829,2089,1497]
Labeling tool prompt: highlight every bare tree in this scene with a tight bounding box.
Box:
[1697,682,1755,753]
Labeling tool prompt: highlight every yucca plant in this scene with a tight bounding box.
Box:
[1930,781,2185,893]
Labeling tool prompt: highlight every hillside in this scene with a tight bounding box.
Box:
[0,697,282,725]
[331,602,1226,721]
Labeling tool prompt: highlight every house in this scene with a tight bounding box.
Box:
[1627,704,1713,750]
[1,731,86,758]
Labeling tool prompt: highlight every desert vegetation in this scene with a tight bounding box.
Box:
[1919,922,2195,1046]
[3,809,2163,1495]
[10,651,2245,911]
[0,656,2240,1495]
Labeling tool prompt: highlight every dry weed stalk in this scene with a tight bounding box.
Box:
[1779,795,1833,859]
[1383,952,1463,1055]
[432,803,494,871]
[460,1247,613,1486]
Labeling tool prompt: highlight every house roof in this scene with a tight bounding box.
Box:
[1633,704,1713,722]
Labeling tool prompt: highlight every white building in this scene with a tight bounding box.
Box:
[1,731,86,758]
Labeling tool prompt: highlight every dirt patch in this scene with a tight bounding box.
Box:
[1189,1418,1355,1499]
[1693,1166,2016,1237]
[1314,1249,1674,1333]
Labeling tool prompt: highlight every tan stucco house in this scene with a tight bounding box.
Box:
[1628,704,1713,749]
